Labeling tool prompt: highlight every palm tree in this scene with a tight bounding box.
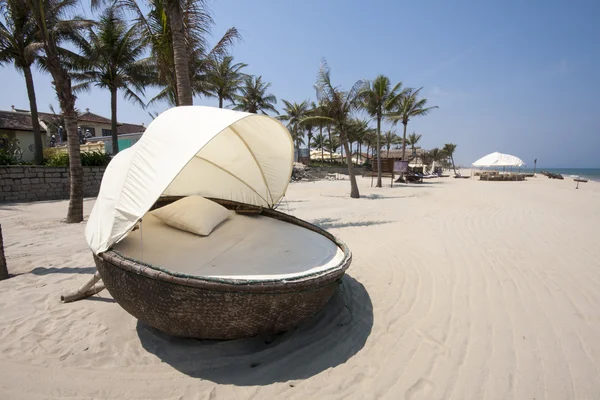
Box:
[162,0,237,105]
[311,59,363,198]
[325,135,340,155]
[443,143,457,174]
[162,0,193,105]
[205,55,247,108]
[419,149,433,173]
[0,0,44,164]
[278,99,309,162]
[310,102,328,160]
[303,102,318,156]
[406,132,422,157]
[359,75,405,187]
[429,147,445,174]
[70,8,152,155]
[363,129,376,161]
[347,118,370,164]
[312,100,335,162]
[312,132,326,161]
[124,0,240,107]
[384,130,401,158]
[29,0,86,222]
[387,88,438,180]
[234,75,278,114]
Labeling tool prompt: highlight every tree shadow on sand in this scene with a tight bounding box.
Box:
[136,275,373,385]
[311,217,392,229]
[401,181,444,187]
[360,193,417,200]
[31,266,97,275]
[320,193,413,200]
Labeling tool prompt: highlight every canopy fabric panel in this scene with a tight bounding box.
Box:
[472,152,525,167]
[85,106,294,254]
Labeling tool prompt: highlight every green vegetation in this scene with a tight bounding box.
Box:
[0,0,43,164]
[233,76,278,114]
[387,88,438,178]
[0,0,448,210]
[358,75,405,187]
[278,100,309,161]
[0,135,22,165]
[310,59,364,198]
[443,143,458,174]
[45,151,111,167]
[70,7,153,155]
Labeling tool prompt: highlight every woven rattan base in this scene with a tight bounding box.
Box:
[95,198,351,339]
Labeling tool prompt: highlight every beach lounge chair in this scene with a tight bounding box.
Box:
[84,106,351,340]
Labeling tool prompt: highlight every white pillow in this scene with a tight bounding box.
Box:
[150,196,231,236]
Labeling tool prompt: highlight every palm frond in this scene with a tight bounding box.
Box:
[207,27,241,60]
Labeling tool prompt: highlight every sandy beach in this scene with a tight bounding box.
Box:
[1,175,600,399]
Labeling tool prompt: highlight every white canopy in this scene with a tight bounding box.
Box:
[472,152,525,167]
[85,106,294,254]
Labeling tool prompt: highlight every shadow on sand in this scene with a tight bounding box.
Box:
[85,295,116,303]
[399,181,445,187]
[360,193,416,200]
[320,193,413,200]
[31,266,97,275]
[311,217,392,229]
[136,275,373,385]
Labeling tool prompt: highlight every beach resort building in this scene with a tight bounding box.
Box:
[0,106,146,161]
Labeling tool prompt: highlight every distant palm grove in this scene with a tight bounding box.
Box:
[0,0,452,220]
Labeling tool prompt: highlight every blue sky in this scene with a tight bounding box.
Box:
[2,0,599,167]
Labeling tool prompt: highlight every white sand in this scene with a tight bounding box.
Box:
[1,175,600,399]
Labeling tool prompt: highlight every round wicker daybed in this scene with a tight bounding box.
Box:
[85,106,352,340]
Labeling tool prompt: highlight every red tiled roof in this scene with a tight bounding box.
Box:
[0,110,46,132]
[382,148,425,159]
[1,108,145,135]
[117,123,145,134]
[77,111,112,124]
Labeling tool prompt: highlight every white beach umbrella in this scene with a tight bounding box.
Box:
[472,152,525,167]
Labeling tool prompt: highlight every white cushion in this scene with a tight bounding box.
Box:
[150,196,231,236]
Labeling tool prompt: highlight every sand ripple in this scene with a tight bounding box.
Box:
[1,178,600,399]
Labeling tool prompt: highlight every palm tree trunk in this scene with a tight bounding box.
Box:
[35,13,83,222]
[294,127,299,162]
[0,224,8,280]
[376,115,382,187]
[396,121,408,182]
[327,126,332,162]
[65,114,83,222]
[218,96,223,108]
[400,122,408,161]
[451,155,457,174]
[23,66,43,165]
[110,86,119,155]
[358,142,362,163]
[341,133,359,198]
[165,0,193,106]
[321,146,324,161]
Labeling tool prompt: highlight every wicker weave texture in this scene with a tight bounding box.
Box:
[95,198,351,339]
[96,255,341,339]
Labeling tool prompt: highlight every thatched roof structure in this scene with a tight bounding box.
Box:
[381,148,425,161]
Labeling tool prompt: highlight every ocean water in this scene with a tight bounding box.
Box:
[523,168,600,182]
